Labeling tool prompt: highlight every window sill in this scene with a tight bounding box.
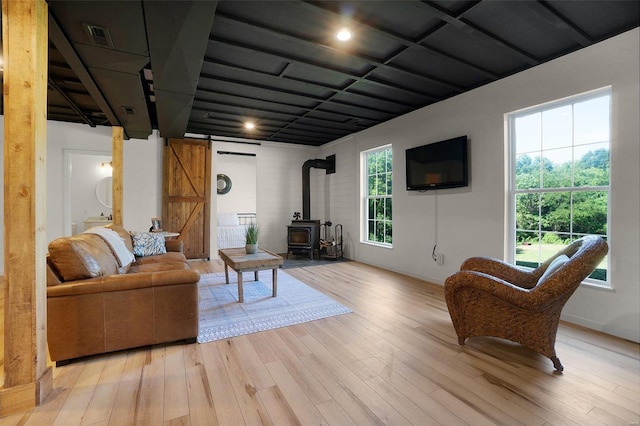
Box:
[360,240,393,250]
[580,279,614,292]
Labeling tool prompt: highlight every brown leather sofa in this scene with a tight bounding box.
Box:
[46,224,200,364]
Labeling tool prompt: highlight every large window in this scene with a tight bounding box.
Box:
[508,88,610,285]
[362,145,392,246]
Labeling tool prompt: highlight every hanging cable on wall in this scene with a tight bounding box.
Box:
[432,190,438,262]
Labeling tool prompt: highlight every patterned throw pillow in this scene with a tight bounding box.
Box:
[130,231,167,257]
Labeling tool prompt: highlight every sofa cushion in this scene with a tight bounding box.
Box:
[130,251,190,273]
[84,227,135,272]
[130,261,191,273]
[48,234,119,281]
[135,251,188,266]
[105,223,134,253]
[130,231,167,257]
[46,256,64,286]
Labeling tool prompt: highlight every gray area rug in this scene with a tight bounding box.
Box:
[197,270,352,343]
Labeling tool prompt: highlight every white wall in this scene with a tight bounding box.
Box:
[317,137,358,259]
[121,131,164,233]
[321,28,640,342]
[214,145,257,215]
[255,142,321,254]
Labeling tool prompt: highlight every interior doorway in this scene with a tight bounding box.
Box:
[64,150,112,236]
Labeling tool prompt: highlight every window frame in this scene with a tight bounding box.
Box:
[507,87,611,288]
[361,144,393,248]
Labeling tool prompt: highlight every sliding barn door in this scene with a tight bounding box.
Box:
[163,138,211,259]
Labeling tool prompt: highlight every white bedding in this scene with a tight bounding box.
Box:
[217,212,256,249]
[217,224,249,249]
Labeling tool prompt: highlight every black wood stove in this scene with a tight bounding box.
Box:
[287,220,320,259]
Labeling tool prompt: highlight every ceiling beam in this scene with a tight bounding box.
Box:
[191,107,360,136]
[417,0,540,66]
[209,36,439,101]
[198,72,405,116]
[47,78,95,127]
[534,1,593,46]
[203,57,421,109]
[215,12,465,93]
[48,11,124,132]
[297,0,499,80]
[187,123,331,146]
[144,0,218,138]
[189,119,345,141]
[194,89,388,123]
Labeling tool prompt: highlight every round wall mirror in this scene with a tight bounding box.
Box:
[217,174,232,194]
[96,176,113,208]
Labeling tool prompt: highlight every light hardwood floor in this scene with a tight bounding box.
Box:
[2,259,639,425]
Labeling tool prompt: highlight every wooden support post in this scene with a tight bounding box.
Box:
[112,126,124,226]
[1,0,53,416]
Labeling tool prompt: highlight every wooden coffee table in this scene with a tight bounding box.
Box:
[218,247,284,303]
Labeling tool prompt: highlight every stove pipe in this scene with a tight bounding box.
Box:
[302,155,335,220]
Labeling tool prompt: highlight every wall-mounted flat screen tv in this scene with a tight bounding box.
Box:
[405,135,468,191]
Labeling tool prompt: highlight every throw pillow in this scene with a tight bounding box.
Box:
[537,254,570,286]
[217,212,239,227]
[130,231,167,257]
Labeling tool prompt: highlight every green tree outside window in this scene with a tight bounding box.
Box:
[364,146,392,245]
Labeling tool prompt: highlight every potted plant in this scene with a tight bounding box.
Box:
[245,223,259,254]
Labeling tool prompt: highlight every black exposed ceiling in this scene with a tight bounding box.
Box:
[2,1,639,145]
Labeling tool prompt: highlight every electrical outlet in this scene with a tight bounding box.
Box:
[435,253,445,265]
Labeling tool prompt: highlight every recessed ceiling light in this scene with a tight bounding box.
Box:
[244,121,255,130]
[336,28,352,42]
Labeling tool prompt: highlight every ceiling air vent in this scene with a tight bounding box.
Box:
[121,106,136,115]
[83,23,114,48]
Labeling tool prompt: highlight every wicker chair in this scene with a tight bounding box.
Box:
[444,236,608,372]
